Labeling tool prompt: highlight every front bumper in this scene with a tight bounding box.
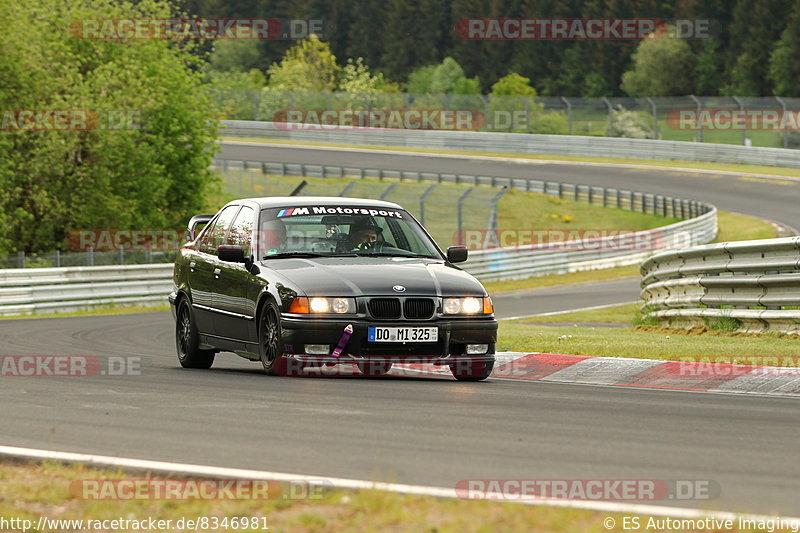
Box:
[280,315,497,365]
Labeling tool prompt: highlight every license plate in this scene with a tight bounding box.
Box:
[368,326,438,343]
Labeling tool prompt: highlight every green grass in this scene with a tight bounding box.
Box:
[0,304,170,320]
[221,136,800,178]
[498,321,800,360]
[499,302,800,362]
[2,460,758,533]
[714,210,781,242]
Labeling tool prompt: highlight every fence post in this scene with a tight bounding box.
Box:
[776,96,789,148]
[689,95,702,142]
[87,247,94,267]
[732,96,746,146]
[561,97,572,135]
[17,251,24,268]
[489,186,509,233]
[646,97,657,139]
[117,246,124,265]
[481,95,489,131]
[290,180,308,196]
[379,183,397,200]
[602,97,614,136]
[251,90,259,120]
[457,187,475,245]
[419,184,438,226]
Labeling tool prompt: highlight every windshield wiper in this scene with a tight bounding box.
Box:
[262,252,358,259]
[353,252,438,259]
[262,252,326,259]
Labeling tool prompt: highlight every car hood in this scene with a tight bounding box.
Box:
[259,257,486,297]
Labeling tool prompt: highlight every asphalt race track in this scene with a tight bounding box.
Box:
[1,311,799,515]
[1,143,799,516]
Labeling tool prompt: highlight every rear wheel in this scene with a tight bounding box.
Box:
[450,360,493,382]
[357,361,393,376]
[259,302,287,376]
[176,299,215,369]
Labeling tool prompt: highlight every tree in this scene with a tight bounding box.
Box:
[267,34,339,91]
[621,34,696,96]
[490,73,537,97]
[769,3,800,96]
[338,58,399,93]
[0,0,219,254]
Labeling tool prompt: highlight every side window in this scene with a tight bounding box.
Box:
[227,206,255,252]
[199,205,239,254]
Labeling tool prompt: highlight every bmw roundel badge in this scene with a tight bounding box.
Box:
[392,285,406,292]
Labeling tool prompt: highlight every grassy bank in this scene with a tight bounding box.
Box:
[0,461,787,533]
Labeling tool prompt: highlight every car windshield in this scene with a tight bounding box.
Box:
[259,206,442,260]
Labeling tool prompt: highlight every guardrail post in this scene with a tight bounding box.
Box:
[457,187,475,245]
[145,244,152,264]
[87,247,94,266]
[54,249,60,268]
[117,246,124,265]
[561,97,572,135]
[17,251,24,268]
[419,184,438,226]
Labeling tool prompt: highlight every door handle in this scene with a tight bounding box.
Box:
[213,268,221,279]
[189,261,196,272]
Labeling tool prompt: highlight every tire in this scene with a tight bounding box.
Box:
[176,299,215,369]
[259,301,287,376]
[357,361,393,376]
[450,360,494,382]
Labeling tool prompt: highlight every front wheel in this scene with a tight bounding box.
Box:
[176,299,215,369]
[450,360,493,382]
[259,301,287,376]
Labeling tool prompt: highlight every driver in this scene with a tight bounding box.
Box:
[349,218,382,248]
[260,219,287,256]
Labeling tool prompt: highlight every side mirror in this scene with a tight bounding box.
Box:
[187,214,214,241]
[218,244,246,263]
[446,246,468,264]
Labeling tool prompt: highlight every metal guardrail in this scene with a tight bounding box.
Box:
[0,159,717,315]
[640,238,800,333]
[218,158,717,282]
[221,120,800,169]
[0,264,173,316]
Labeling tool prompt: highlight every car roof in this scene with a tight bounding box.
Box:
[232,196,405,210]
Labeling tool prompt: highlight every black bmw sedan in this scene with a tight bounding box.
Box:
[169,197,497,381]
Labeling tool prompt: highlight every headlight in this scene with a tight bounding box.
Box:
[443,297,493,315]
[289,297,356,314]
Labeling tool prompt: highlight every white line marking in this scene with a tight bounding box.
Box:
[0,444,797,522]
[500,301,638,321]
